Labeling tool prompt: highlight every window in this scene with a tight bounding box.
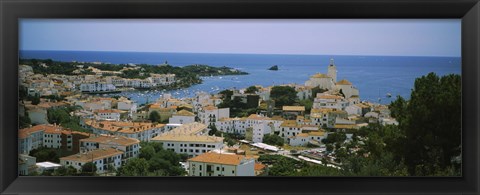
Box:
[216,167,220,171]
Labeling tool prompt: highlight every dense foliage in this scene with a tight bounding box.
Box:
[47,106,92,133]
[262,134,284,146]
[29,147,60,163]
[217,90,258,117]
[392,73,461,175]
[244,86,259,94]
[148,111,161,123]
[270,86,297,108]
[117,142,186,176]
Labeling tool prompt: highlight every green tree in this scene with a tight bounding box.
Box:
[310,86,327,100]
[80,162,97,176]
[227,139,236,147]
[31,94,40,105]
[19,112,32,129]
[54,165,78,176]
[47,106,91,133]
[401,73,461,175]
[268,158,296,176]
[389,96,407,120]
[296,165,342,176]
[139,145,156,160]
[244,86,258,94]
[29,147,60,163]
[298,99,313,114]
[117,158,150,176]
[270,86,297,108]
[149,111,161,123]
[262,134,284,146]
[208,124,219,136]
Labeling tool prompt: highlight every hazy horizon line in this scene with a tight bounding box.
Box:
[19,49,462,58]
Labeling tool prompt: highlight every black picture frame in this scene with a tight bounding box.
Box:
[1,0,479,194]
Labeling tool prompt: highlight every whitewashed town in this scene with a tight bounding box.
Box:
[18,58,402,176]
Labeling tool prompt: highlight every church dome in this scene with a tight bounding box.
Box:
[336,79,352,85]
[311,73,330,78]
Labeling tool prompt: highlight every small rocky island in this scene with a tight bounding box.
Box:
[268,65,279,71]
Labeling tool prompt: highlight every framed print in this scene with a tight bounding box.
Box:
[1,0,479,194]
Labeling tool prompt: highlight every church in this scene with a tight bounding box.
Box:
[305,59,359,99]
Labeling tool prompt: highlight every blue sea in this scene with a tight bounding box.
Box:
[20,50,461,105]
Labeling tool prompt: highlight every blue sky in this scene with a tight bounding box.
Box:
[19,19,461,57]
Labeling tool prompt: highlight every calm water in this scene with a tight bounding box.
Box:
[20,50,461,105]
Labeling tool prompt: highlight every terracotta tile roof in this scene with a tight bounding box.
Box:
[254,163,266,171]
[308,131,326,136]
[310,73,330,78]
[151,134,223,143]
[188,152,247,166]
[95,109,123,114]
[316,94,343,100]
[203,105,218,111]
[280,120,301,128]
[80,135,139,146]
[149,103,162,109]
[334,124,358,129]
[336,79,353,85]
[282,106,305,112]
[60,148,123,163]
[247,114,270,120]
[84,120,165,134]
[19,125,48,139]
[174,110,195,117]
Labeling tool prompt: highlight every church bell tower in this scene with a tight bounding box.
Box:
[327,58,337,83]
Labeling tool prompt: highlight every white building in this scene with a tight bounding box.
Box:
[59,148,123,174]
[80,82,117,93]
[334,79,360,99]
[252,121,273,143]
[288,131,326,146]
[215,118,247,135]
[95,109,122,121]
[117,99,137,116]
[313,93,349,110]
[19,125,46,154]
[198,105,230,127]
[215,114,283,136]
[169,110,196,124]
[151,123,223,158]
[42,125,64,149]
[279,120,302,141]
[188,152,255,176]
[150,73,176,85]
[345,104,363,116]
[80,135,140,164]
